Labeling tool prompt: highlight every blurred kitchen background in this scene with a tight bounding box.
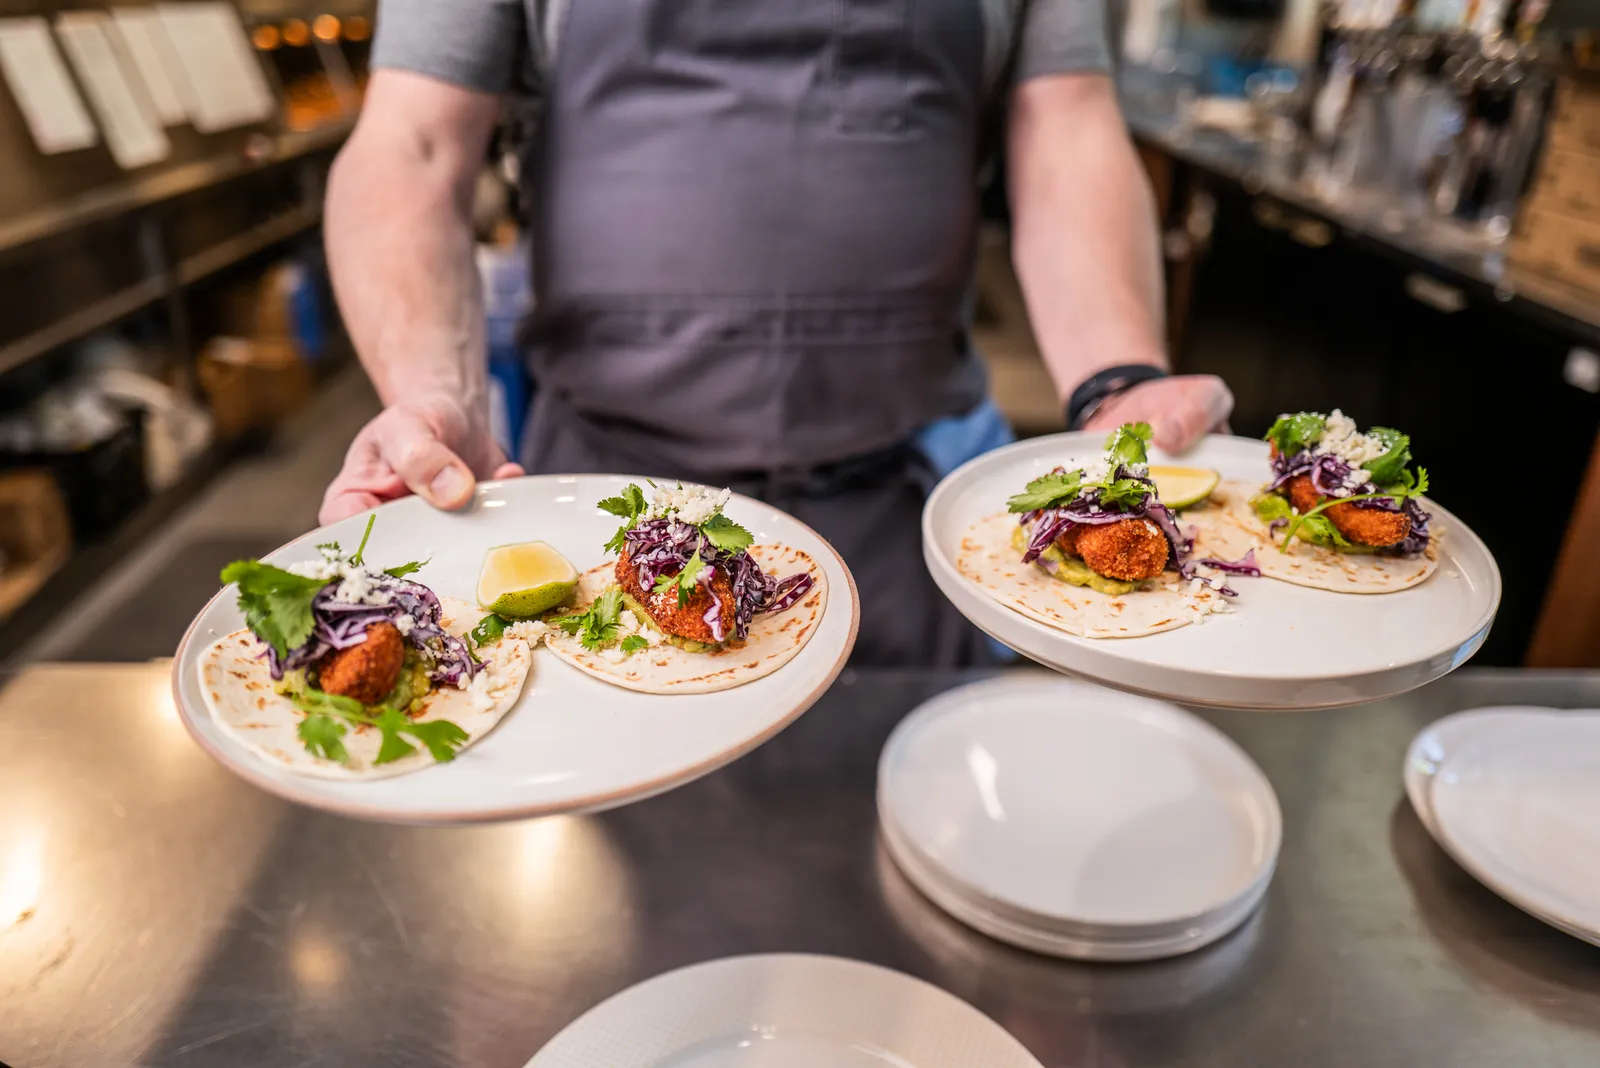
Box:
[0,0,1594,674]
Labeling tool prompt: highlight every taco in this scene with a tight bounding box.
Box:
[956,424,1235,638]
[523,482,825,692]
[198,516,532,779]
[1185,411,1439,594]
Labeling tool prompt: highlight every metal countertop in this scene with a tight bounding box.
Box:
[2,664,1599,1067]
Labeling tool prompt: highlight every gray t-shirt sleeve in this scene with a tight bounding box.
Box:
[370,0,527,94]
[1014,0,1112,82]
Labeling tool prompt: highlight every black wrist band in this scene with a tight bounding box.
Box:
[1065,365,1169,430]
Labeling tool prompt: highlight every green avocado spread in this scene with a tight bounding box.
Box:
[1011,526,1139,595]
[619,590,722,653]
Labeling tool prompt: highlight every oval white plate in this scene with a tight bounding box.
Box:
[923,433,1501,709]
[877,676,1280,934]
[1405,706,1600,946]
[525,954,1043,1068]
[172,475,858,824]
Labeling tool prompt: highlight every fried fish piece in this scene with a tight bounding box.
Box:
[1285,474,1411,548]
[1061,518,1169,581]
[316,621,406,705]
[616,550,736,645]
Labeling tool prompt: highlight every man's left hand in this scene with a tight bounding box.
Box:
[1082,374,1233,453]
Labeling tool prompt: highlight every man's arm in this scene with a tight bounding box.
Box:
[320,70,521,522]
[1007,72,1230,450]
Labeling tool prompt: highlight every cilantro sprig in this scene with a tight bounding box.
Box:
[555,587,625,650]
[1007,423,1157,515]
[621,634,650,654]
[1008,471,1083,513]
[1275,468,1430,552]
[652,550,707,607]
[1104,421,1153,466]
[598,483,754,559]
[1264,412,1327,457]
[221,514,424,659]
[291,689,469,766]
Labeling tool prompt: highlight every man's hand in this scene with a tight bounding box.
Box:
[1082,374,1233,453]
[320,394,523,524]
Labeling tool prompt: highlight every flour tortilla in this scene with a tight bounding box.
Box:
[544,544,826,693]
[956,513,1228,638]
[198,596,532,779]
[1185,479,1439,594]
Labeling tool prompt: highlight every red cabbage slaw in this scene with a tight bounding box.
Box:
[268,574,479,688]
[621,517,813,642]
[1017,464,1199,582]
[1268,450,1432,555]
[1196,549,1262,576]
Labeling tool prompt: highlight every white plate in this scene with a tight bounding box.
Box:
[922,433,1501,710]
[525,954,1043,1068]
[172,475,858,824]
[880,815,1270,962]
[877,676,1280,936]
[1405,706,1600,946]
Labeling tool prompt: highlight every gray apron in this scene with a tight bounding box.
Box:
[518,0,998,667]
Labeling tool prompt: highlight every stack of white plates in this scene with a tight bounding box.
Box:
[877,676,1282,962]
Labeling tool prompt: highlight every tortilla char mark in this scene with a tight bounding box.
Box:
[616,549,735,645]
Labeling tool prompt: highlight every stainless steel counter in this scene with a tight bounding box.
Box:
[3,664,1599,1068]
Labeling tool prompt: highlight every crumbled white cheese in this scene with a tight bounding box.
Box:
[462,664,497,704]
[1188,577,1204,595]
[287,558,339,580]
[1079,459,1111,484]
[1127,461,1150,478]
[394,614,417,637]
[285,554,395,606]
[599,648,626,663]
[618,611,640,634]
[1316,409,1390,469]
[648,483,733,526]
[506,620,551,645]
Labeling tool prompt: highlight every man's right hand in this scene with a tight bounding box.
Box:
[319,394,523,525]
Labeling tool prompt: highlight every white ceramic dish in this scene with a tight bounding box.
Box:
[524,954,1043,1068]
[878,676,1280,934]
[1405,706,1600,946]
[922,433,1501,710]
[172,475,858,824]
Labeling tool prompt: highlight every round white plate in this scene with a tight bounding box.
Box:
[525,954,1043,1068]
[877,676,1280,936]
[880,815,1270,962]
[172,475,858,824]
[923,433,1501,710]
[1405,706,1600,947]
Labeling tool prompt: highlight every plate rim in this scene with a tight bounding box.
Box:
[169,473,861,825]
[876,675,1283,928]
[524,951,1044,1068]
[922,432,1503,708]
[1407,706,1600,946]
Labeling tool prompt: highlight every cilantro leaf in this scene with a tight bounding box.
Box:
[373,709,419,765]
[1103,422,1153,466]
[1264,412,1326,456]
[652,551,706,608]
[296,714,349,763]
[556,587,625,650]
[621,634,650,654]
[599,485,649,555]
[385,559,428,579]
[347,514,377,567]
[221,560,330,659]
[471,613,509,647]
[699,513,753,554]
[402,718,470,763]
[1096,478,1153,511]
[1007,471,1084,513]
[1363,427,1412,485]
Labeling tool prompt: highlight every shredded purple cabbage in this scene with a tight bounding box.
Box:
[1018,465,1199,582]
[1268,449,1431,556]
[1196,549,1261,576]
[267,572,478,688]
[621,517,813,642]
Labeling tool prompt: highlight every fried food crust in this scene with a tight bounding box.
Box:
[616,550,736,644]
[316,621,406,705]
[1285,474,1411,547]
[1059,518,1169,581]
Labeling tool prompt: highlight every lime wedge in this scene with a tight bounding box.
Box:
[1148,465,1221,509]
[477,541,578,619]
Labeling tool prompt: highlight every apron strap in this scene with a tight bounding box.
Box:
[977,0,1030,185]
